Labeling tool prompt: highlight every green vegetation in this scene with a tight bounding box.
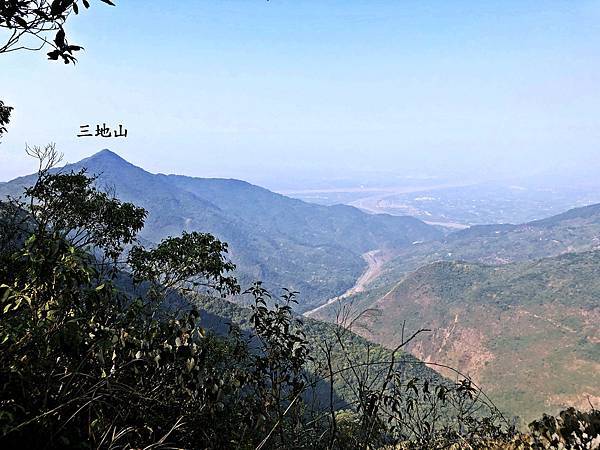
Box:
[0,147,528,449]
[192,293,447,409]
[375,202,600,289]
[0,150,441,312]
[2,4,597,447]
[0,100,11,140]
[316,252,600,424]
[4,148,597,440]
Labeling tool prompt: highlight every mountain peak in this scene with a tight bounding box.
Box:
[87,149,127,162]
[73,149,140,172]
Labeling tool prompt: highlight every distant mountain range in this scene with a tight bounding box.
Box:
[0,149,441,312]
[312,203,600,423]
[329,201,600,298]
[3,149,598,423]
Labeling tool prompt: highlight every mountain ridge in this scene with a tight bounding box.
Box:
[311,203,600,423]
[354,250,600,423]
[0,149,443,311]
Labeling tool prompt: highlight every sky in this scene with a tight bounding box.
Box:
[1,0,600,188]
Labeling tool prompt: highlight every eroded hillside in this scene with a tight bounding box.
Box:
[312,206,600,423]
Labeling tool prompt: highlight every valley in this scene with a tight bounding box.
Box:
[3,2,599,446]
[304,248,390,317]
[311,207,600,423]
[0,150,442,312]
[2,149,598,427]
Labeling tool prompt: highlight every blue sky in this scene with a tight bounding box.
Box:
[1,0,599,186]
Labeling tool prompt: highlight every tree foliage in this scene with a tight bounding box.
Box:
[21,145,146,262]
[129,231,239,299]
[0,0,114,62]
[0,148,596,449]
[0,100,12,140]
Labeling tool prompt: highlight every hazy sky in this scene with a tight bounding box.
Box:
[1,0,599,186]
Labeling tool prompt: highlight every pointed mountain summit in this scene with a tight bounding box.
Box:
[84,148,127,162]
[74,148,139,173]
[0,150,442,311]
[67,149,161,186]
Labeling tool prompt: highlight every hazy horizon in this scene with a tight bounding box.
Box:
[2,1,600,188]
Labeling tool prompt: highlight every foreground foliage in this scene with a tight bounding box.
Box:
[1,0,115,62]
[0,146,596,449]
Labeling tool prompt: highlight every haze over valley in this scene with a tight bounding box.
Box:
[1,149,598,426]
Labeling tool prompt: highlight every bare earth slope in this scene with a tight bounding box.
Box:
[313,205,600,423]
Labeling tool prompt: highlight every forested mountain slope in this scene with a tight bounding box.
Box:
[191,294,448,408]
[316,250,600,424]
[0,149,441,311]
[310,203,600,423]
[345,201,600,297]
